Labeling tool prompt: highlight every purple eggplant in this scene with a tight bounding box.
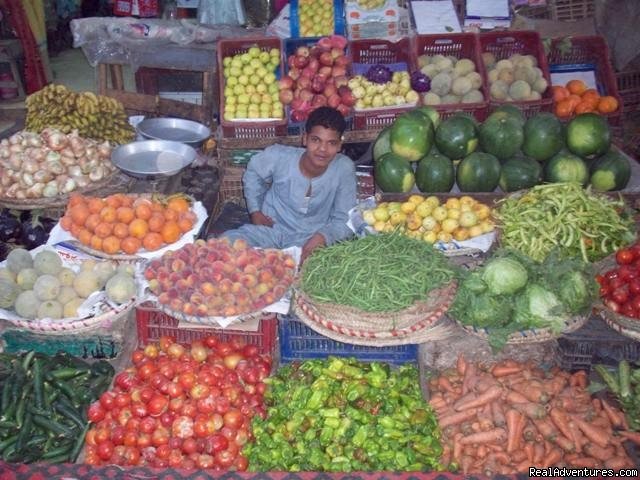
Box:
[20,213,48,250]
[0,210,22,242]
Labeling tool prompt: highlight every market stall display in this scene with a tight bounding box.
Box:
[594,360,640,432]
[0,209,57,259]
[24,84,135,145]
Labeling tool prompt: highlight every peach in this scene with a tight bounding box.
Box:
[156,266,170,281]
[190,291,205,305]
[198,267,213,280]
[176,278,191,291]
[284,257,296,268]
[167,288,179,299]
[231,282,243,294]
[235,292,251,307]
[272,284,287,299]
[223,305,238,317]
[258,270,274,284]
[169,271,182,283]
[272,265,285,280]
[262,292,276,305]
[196,304,209,316]
[171,258,186,272]
[222,293,236,305]
[211,260,226,272]
[195,239,206,247]
[157,292,170,304]
[240,273,258,288]
[251,298,268,310]
[180,267,194,279]
[186,274,199,287]
[207,295,224,309]
[254,283,270,296]
[211,271,224,283]
[222,263,235,275]
[199,282,217,295]
[219,279,233,294]
[144,267,156,281]
[148,279,160,294]
[206,251,220,263]
[169,298,183,311]
[265,252,280,265]
[235,252,250,269]
[243,264,258,276]
[232,238,248,251]
[182,302,195,315]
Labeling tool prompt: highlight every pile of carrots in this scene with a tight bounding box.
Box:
[428,356,638,475]
[552,79,619,119]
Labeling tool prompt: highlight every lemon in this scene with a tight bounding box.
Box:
[447,208,461,220]
[408,194,425,205]
[460,203,473,212]
[421,216,438,231]
[473,203,492,220]
[422,231,437,244]
[415,202,433,218]
[373,207,390,222]
[406,213,422,231]
[441,218,459,233]
[406,229,421,239]
[387,202,402,214]
[400,202,417,214]
[378,202,389,209]
[437,231,453,243]
[469,225,483,238]
[383,223,396,233]
[362,210,377,226]
[453,227,470,242]
[480,220,495,233]
[445,198,461,210]
[459,211,478,228]
[390,211,408,226]
[424,196,440,209]
[432,206,448,221]
[373,221,386,232]
[459,195,476,207]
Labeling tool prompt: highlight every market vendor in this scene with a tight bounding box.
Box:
[219,106,357,262]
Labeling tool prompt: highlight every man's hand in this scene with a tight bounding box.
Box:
[250,211,274,227]
[301,233,326,264]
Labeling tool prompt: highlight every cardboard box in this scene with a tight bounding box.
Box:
[346,0,399,25]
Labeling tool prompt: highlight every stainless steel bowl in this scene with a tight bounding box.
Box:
[136,117,211,148]
[111,140,197,179]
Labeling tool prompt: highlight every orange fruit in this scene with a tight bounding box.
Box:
[70,223,82,239]
[84,213,101,233]
[116,206,135,224]
[119,195,134,208]
[161,221,181,244]
[90,235,103,251]
[60,216,73,231]
[95,222,114,239]
[135,203,152,221]
[574,101,594,114]
[552,85,569,102]
[121,236,142,255]
[105,195,122,209]
[70,204,90,226]
[150,201,164,213]
[177,217,194,233]
[87,197,105,214]
[68,193,84,208]
[102,236,121,255]
[78,228,93,246]
[100,206,117,223]
[598,95,619,114]
[167,197,190,213]
[580,90,600,109]
[566,79,587,95]
[129,218,149,239]
[113,222,129,239]
[148,213,165,233]
[567,94,582,110]
[143,232,164,251]
[554,99,573,118]
[163,208,178,222]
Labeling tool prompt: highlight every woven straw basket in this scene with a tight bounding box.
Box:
[449,313,589,345]
[292,281,458,346]
[156,302,269,328]
[4,299,135,335]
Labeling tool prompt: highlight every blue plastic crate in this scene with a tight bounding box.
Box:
[278,314,418,365]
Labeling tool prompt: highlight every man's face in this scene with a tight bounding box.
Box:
[303,125,342,170]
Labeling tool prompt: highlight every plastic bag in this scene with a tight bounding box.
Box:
[198,0,246,25]
[242,0,274,27]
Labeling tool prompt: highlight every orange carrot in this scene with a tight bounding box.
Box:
[523,441,535,464]
[483,454,499,477]
[460,455,473,474]
[438,376,456,393]
[600,399,625,429]
[491,364,523,377]
[570,370,587,388]
[456,355,467,376]
[532,442,545,465]
[504,389,530,404]
[459,428,507,445]
[533,418,557,440]
[523,421,537,441]
[592,398,602,412]
[545,375,568,396]
[505,409,523,453]
[568,420,585,453]
[476,444,488,459]
[552,434,576,453]
[439,409,479,428]
[584,442,615,461]
[549,408,573,441]
[491,451,510,465]
[454,385,503,411]
[591,414,612,430]
[605,456,633,469]
[511,380,549,403]
[515,460,532,472]
[511,450,526,463]
[461,362,478,395]
[513,401,547,420]
[618,430,640,445]
[452,390,479,410]
[567,457,600,468]
[573,417,611,448]
[491,401,505,427]
[541,447,563,468]
[452,433,463,463]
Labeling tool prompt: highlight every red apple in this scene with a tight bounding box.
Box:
[289,67,300,81]
[336,103,351,117]
[338,86,356,107]
[332,66,347,77]
[328,34,348,50]
[299,88,314,102]
[333,75,349,88]
[334,56,351,68]
[307,58,319,73]
[319,51,334,67]
[318,66,332,77]
[327,93,341,109]
[297,76,311,90]
[311,77,325,94]
[301,66,316,79]
[310,45,325,58]
[293,55,309,69]
[330,48,343,59]
[318,37,333,50]
[291,109,308,122]
[290,98,305,110]
[312,94,327,107]
[296,46,310,57]
[279,76,295,90]
[323,84,337,98]
[279,89,294,104]
[287,56,297,69]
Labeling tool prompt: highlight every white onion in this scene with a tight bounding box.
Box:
[74,175,90,188]
[42,181,59,197]
[22,159,40,174]
[21,172,34,187]
[33,169,53,183]
[97,141,112,158]
[8,154,21,170]
[9,144,23,154]
[89,165,105,181]
[45,160,65,175]
[0,147,10,159]
[60,155,76,166]
[26,183,45,198]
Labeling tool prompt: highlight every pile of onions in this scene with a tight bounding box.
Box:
[0,128,116,199]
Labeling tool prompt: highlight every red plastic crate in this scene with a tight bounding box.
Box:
[349,38,416,130]
[479,30,554,118]
[135,303,277,354]
[217,36,287,139]
[547,35,622,126]
[413,33,489,122]
[617,69,640,115]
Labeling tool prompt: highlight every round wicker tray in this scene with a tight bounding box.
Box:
[449,313,589,345]
[0,171,120,210]
[596,306,640,341]
[293,280,457,342]
[156,302,269,327]
[4,299,135,335]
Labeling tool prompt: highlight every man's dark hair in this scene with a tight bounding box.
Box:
[305,107,346,135]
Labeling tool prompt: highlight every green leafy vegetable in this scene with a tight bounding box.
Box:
[481,256,528,295]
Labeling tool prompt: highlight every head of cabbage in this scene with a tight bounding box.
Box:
[481,257,528,296]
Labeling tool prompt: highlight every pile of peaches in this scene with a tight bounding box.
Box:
[144,238,296,317]
[60,193,197,255]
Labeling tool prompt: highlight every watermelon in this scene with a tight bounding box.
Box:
[566,113,611,158]
[375,152,415,192]
[589,149,631,191]
[499,154,542,192]
[373,126,392,162]
[416,106,441,129]
[490,105,526,127]
[435,115,478,160]
[390,111,434,161]
[415,150,455,193]
[522,113,564,162]
[478,115,524,161]
[456,152,501,192]
[544,151,590,185]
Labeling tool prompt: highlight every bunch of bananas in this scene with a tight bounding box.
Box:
[25,84,135,145]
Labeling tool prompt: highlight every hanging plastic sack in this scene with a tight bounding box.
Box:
[242,0,275,27]
[197,0,246,25]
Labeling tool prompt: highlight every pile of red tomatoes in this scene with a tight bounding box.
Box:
[596,242,640,318]
[84,336,271,470]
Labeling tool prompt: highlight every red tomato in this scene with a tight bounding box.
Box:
[169,396,185,412]
[159,363,176,380]
[616,248,636,265]
[155,444,171,460]
[234,454,249,471]
[197,453,215,469]
[139,416,157,434]
[111,445,127,465]
[97,441,115,461]
[214,396,231,415]
[629,279,640,295]
[631,295,640,311]
[167,343,186,359]
[171,415,195,439]
[148,395,169,416]
[180,401,198,418]
[182,457,196,470]
[159,335,175,352]
[612,286,630,305]
[216,342,233,356]
[208,433,228,453]
[88,403,106,423]
[242,345,259,358]
[137,433,152,449]
[152,426,170,447]
[610,277,626,290]
[193,418,209,438]
[99,392,116,411]
[622,303,636,318]
[618,265,638,281]
[178,372,197,390]
[138,387,155,404]
[182,437,199,455]
[168,448,185,468]
[114,393,131,408]
[131,349,145,365]
[234,428,249,446]
[110,426,126,446]
[190,384,210,400]
[223,409,243,430]
[137,362,157,381]
[160,411,176,428]
[144,344,159,359]
[115,369,137,391]
[203,335,219,349]
[196,395,216,414]
[123,430,138,447]
[605,270,619,281]
[599,285,612,297]
[125,417,140,432]
[214,449,236,468]
[123,446,141,465]
[131,402,148,418]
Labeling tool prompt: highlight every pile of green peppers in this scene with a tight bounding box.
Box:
[244,357,443,472]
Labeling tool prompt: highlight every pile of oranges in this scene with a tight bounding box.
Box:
[552,79,619,119]
[60,193,197,255]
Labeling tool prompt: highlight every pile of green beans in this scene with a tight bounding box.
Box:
[301,232,457,312]
[495,183,636,262]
